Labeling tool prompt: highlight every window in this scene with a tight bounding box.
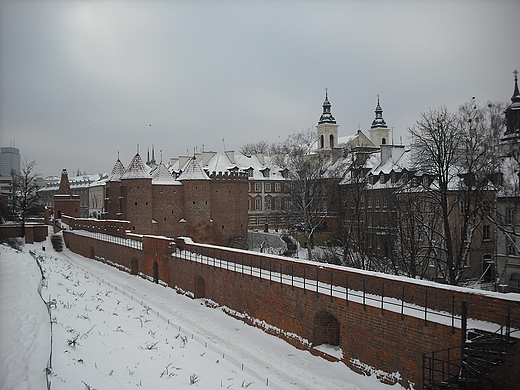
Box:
[506,208,515,225]
[509,273,520,293]
[367,196,372,208]
[255,196,262,210]
[255,182,261,192]
[508,241,516,256]
[375,197,380,208]
[482,254,494,283]
[265,183,271,192]
[265,196,272,210]
[483,225,491,241]
[275,182,282,192]
[275,197,281,210]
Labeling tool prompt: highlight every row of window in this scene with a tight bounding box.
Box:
[249,195,287,211]
[250,182,285,193]
[248,216,287,226]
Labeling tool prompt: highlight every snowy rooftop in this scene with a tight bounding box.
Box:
[151,163,181,185]
[121,153,152,180]
[177,158,210,181]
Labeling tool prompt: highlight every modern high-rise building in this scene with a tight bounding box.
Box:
[0,147,21,176]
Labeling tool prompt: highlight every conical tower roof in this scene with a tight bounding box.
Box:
[107,158,125,182]
[57,169,72,195]
[177,158,210,181]
[121,153,151,180]
[152,163,181,185]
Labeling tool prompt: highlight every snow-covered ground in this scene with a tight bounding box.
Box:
[0,240,408,390]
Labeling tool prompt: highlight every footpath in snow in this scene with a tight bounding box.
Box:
[0,240,408,390]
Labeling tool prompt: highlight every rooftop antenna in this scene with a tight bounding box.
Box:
[117,150,120,161]
[222,138,227,152]
[137,143,140,155]
[391,126,395,145]
[202,144,205,152]
[160,150,163,164]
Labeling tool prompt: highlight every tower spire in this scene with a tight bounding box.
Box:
[512,69,520,103]
[504,69,520,136]
[371,94,387,129]
[318,88,336,125]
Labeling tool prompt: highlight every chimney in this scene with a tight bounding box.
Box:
[255,153,265,165]
[202,151,217,166]
[225,150,235,164]
[178,156,191,170]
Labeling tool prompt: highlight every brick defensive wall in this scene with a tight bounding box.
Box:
[61,215,520,389]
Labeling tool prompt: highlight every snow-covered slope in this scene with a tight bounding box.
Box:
[0,241,407,390]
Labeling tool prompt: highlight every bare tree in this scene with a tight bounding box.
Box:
[408,102,503,285]
[273,129,345,261]
[239,140,271,156]
[12,160,43,237]
[337,150,377,269]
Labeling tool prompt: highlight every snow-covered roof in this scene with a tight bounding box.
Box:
[107,159,125,182]
[177,158,210,180]
[151,163,181,185]
[121,153,151,180]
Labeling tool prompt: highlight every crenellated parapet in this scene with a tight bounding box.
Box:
[209,171,249,181]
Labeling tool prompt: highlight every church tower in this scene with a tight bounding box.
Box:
[316,90,339,150]
[504,70,520,138]
[369,96,391,146]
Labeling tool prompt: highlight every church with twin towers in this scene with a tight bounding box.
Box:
[316,89,392,158]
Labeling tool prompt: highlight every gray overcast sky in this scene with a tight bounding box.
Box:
[1,0,519,177]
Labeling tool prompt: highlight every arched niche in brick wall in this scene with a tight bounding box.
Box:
[89,246,95,259]
[312,310,341,347]
[131,258,139,275]
[194,276,206,299]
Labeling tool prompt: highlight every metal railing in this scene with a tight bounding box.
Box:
[175,246,464,329]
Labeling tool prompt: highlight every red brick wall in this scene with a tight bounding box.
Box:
[167,253,463,386]
[151,184,185,238]
[0,224,48,242]
[62,231,520,388]
[104,181,122,219]
[209,173,249,247]
[121,178,153,234]
[54,195,80,218]
[63,231,143,273]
